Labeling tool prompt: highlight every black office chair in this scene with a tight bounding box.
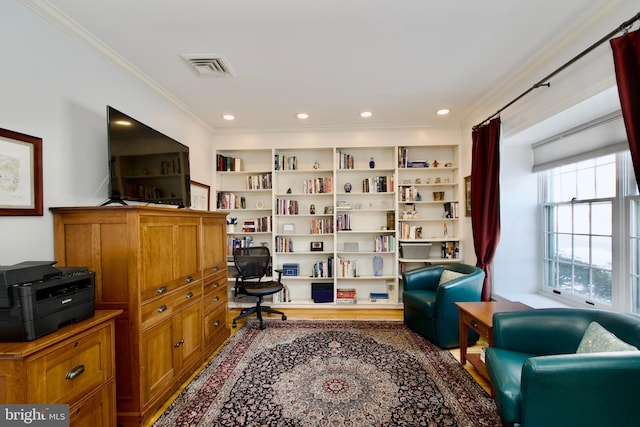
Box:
[232,246,287,330]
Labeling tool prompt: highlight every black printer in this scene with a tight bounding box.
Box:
[0,261,95,342]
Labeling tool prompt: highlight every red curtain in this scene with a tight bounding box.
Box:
[611,30,640,188]
[471,117,501,301]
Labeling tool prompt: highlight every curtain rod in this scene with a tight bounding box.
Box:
[473,11,640,131]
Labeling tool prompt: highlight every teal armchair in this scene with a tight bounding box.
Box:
[402,263,485,348]
[486,308,640,427]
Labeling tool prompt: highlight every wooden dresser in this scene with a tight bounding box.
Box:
[50,206,229,426]
[0,310,121,426]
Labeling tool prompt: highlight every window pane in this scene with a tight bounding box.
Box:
[592,269,612,304]
[591,236,612,269]
[558,205,572,233]
[560,173,576,202]
[573,264,590,298]
[558,233,572,260]
[576,168,595,200]
[592,202,612,235]
[595,163,616,198]
[573,204,589,235]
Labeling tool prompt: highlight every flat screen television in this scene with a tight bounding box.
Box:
[106,106,191,207]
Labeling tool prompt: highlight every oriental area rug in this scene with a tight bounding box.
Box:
[153,319,501,427]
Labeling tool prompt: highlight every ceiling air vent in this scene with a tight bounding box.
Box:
[180,54,235,77]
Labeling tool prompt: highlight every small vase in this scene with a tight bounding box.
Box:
[369,157,375,168]
[373,255,383,276]
[227,224,235,233]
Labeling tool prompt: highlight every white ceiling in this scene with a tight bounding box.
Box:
[26,1,635,131]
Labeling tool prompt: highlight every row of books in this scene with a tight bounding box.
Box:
[275,198,299,215]
[274,154,298,170]
[336,151,355,170]
[336,213,352,231]
[303,177,332,194]
[374,234,396,253]
[312,257,334,278]
[227,236,254,256]
[336,257,359,278]
[362,175,394,193]
[217,192,245,210]
[242,217,271,233]
[246,173,272,190]
[310,218,334,234]
[275,236,294,253]
[216,154,242,171]
[444,201,459,219]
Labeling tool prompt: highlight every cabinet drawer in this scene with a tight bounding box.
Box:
[203,270,227,295]
[141,282,202,330]
[26,324,113,405]
[203,263,226,281]
[69,380,115,427]
[141,271,202,302]
[204,304,228,350]
[203,284,227,312]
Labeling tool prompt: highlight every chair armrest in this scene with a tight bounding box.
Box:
[520,352,640,427]
[402,266,442,292]
[273,268,284,282]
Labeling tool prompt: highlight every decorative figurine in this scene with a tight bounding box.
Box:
[313,160,320,170]
[369,157,375,168]
[432,160,440,168]
[344,182,352,193]
[310,204,316,214]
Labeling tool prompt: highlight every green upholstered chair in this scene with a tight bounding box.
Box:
[486,308,640,427]
[402,263,484,348]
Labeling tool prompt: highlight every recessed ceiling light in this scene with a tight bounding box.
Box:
[222,114,235,121]
[114,120,132,126]
[437,109,450,116]
[360,111,373,118]
[297,113,309,119]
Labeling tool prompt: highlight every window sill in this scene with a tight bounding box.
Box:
[491,292,573,309]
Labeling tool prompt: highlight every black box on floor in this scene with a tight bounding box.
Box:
[311,282,333,303]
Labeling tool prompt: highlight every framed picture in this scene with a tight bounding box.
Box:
[190,180,210,210]
[0,128,43,216]
[310,241,324,252]
[464,175,472,217]
[281,223,295,234]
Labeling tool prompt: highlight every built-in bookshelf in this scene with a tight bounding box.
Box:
[216,144,460,309]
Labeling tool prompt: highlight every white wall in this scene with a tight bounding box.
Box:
[0,1,214,265]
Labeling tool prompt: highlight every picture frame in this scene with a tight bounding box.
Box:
[464,175,471,217]
[0,128,43,216]
[310,241,324,252]
[190,180,210,211]
[281,223,295,234]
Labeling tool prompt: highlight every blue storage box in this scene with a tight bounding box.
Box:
[312,282,334,303]
[282,263,299,276]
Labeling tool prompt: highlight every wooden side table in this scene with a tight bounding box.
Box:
[455,301,531,381]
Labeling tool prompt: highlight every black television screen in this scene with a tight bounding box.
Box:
[107,106,191,207]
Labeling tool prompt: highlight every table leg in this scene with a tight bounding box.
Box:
[459,313,468,365]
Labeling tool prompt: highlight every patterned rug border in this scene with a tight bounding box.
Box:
[154,318,501,427]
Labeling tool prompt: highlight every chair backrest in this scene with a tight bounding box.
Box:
[233,246,271,280]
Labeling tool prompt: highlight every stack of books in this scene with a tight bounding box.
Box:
[369,292,390,303]
[336,288,356,304]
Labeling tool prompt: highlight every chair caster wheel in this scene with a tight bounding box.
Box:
[260,324,266,330]
[282,315,287,320]
[232,322,237,328]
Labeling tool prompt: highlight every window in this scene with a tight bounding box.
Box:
[541,153,629,309]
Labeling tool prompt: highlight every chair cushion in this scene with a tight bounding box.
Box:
[576,321,639,353]
[485,347,535,424]
[241,280,283,296]
[438,269,466,285]
[402,290,437,317]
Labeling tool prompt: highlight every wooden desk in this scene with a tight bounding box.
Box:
[455,301,531,381]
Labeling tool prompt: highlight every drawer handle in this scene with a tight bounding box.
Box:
[174,339,184,348]
[214,296,220,302]
[185,276,193,283]
[214,282,220,288]
[213,266,219,272]
[471,320,478,328]
[157,304,168,313]
[65,364,85,380]
[186,292,194,299]
[214,320,220,326]
[157,286,167,294]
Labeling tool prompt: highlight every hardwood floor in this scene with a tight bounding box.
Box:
[146,308,491,425]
